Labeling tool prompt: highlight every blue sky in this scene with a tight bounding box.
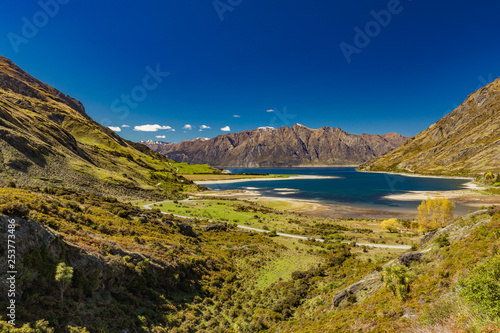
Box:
[1,1,499,143]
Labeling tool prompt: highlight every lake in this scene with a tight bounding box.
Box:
[204,167,475,216]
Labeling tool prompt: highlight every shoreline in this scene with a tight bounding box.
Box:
[382,189,500,207]
[367,169,500,208]
[192,190,418,219]
[194,175,338,185]
[194,169,496,217]
[219,165,359,170]
[358,169,475,181]
[358,169,483,192]
[249,195,419,219]
[361,170,499,207]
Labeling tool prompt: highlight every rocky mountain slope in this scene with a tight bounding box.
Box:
[143,125,410,167]
[360,76,500,176]
[0,56,195,198]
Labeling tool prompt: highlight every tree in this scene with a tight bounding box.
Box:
[383,265,415,301]
[417,196,455,232]
[55,262,73,302]
[380,218,403,233]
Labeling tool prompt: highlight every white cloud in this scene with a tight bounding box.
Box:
[133,124,172,132]
[233,115,240,118]
[156,135,166,139]
[121,125,130,128]
[183,124,192,130]
[108,126,121,132]
[199,125,211,131]
[266,109,274,113]
[221,126,231,132]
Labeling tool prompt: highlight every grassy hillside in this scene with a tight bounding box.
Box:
[0,56,222,199]
[170,162,222,175]
[1,186,500,332]
[360,76,500,176]
[271,207,500,332]
[0,187,278,331]
[0,186,412,332]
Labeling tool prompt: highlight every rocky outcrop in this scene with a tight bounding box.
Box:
[0,215,114,301]
[329,270,383,309]
[143,125,410,167]
[0,214,200,304]
[398,252,422,267]
[360,76,500,176]
[203,223,230,232]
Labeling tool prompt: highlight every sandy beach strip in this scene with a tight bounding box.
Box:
[382,191,465,201]
[251,196,418,219]
[382,188,500,208]
[194,175,338,185]
[372,168,494,206]
[360,170,495,204]
[191,190,418,219]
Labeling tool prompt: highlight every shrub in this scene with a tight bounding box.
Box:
[383,265,415,301]
[435,234,450,247]
[326,247,351,267]
[1,202,28,217]
[15,319,54,332]
[459,254,500,317]
[380,218,402,233]
[68,326,90,333]
[487,206,500,216]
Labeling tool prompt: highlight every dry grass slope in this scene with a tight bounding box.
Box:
[0,56,220,199]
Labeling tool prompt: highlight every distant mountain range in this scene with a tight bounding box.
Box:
[360,76,500,176]
[0,56,190,197]
[142,125,410,167]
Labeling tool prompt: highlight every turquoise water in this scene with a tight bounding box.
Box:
[205,167,474,215]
